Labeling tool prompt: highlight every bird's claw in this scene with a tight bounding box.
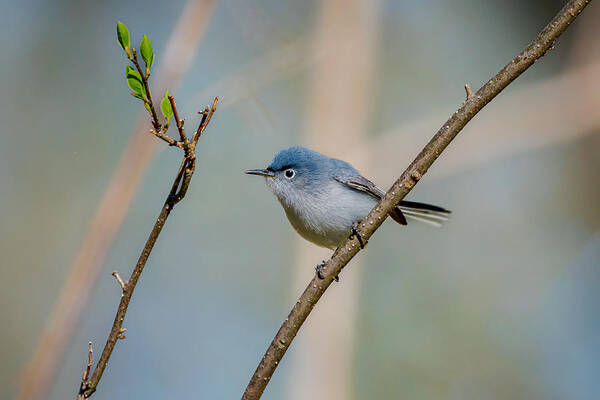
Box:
[350,222,366,249]
[315,261,339,282]
[315,261,326,280]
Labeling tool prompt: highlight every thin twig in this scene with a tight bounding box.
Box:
[111,271,127,291]
[150,127,184,148]
[241,1,591,399]
[85,343,92,380]
[17,4,217,400]
[131,49,185,148]
[79,96,217,398]
[131,48,161,132]
[168,95,188,145]
[81,167,173,397]
[464,83,474,102]
[76,343,93,400]
[79,15,221,400]
[192,97,218,147]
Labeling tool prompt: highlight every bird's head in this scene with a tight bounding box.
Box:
[245,146,333,205]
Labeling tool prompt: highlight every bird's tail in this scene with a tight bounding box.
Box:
[398,201,451,228]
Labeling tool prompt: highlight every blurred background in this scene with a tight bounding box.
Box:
[2,0,599,399]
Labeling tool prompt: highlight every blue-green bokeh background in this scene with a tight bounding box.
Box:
[2,0,599,399]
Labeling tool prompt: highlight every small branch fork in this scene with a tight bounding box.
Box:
[76,343,92,400]
[241,1,591,399]
[463,83,474,105]
[77,47,218,399]
[111,271,127,290]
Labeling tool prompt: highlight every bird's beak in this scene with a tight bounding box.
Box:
[245,168,275,178]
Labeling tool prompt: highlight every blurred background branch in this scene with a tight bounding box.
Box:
[191,8,600,181]
[17,2,217,400]
[79,77,218,396]
[371,58,600,184]
[285,1,380,399]
[242,1,591,398]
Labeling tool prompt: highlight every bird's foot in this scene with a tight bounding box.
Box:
[315,261,339,282]
[350,222,366,249]
[315,261,326,280]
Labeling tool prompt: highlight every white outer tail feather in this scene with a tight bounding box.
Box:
[399,207,450,228]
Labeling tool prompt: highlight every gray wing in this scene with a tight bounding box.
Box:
[334,175,407,225]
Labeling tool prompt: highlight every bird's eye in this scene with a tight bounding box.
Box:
[284,169,295,179]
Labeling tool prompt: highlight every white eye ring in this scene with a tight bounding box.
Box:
[284,169,295,179]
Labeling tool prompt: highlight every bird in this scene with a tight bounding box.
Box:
[246,146,450,271]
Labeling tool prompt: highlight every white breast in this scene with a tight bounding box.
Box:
[278,181,378,249]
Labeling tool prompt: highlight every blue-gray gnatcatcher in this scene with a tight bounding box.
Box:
[246,147,450,255]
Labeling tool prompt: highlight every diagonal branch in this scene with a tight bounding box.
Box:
[77,18,221,399]
[80,96,218,398]
[17,4,217,400]
[241,0,592,399]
